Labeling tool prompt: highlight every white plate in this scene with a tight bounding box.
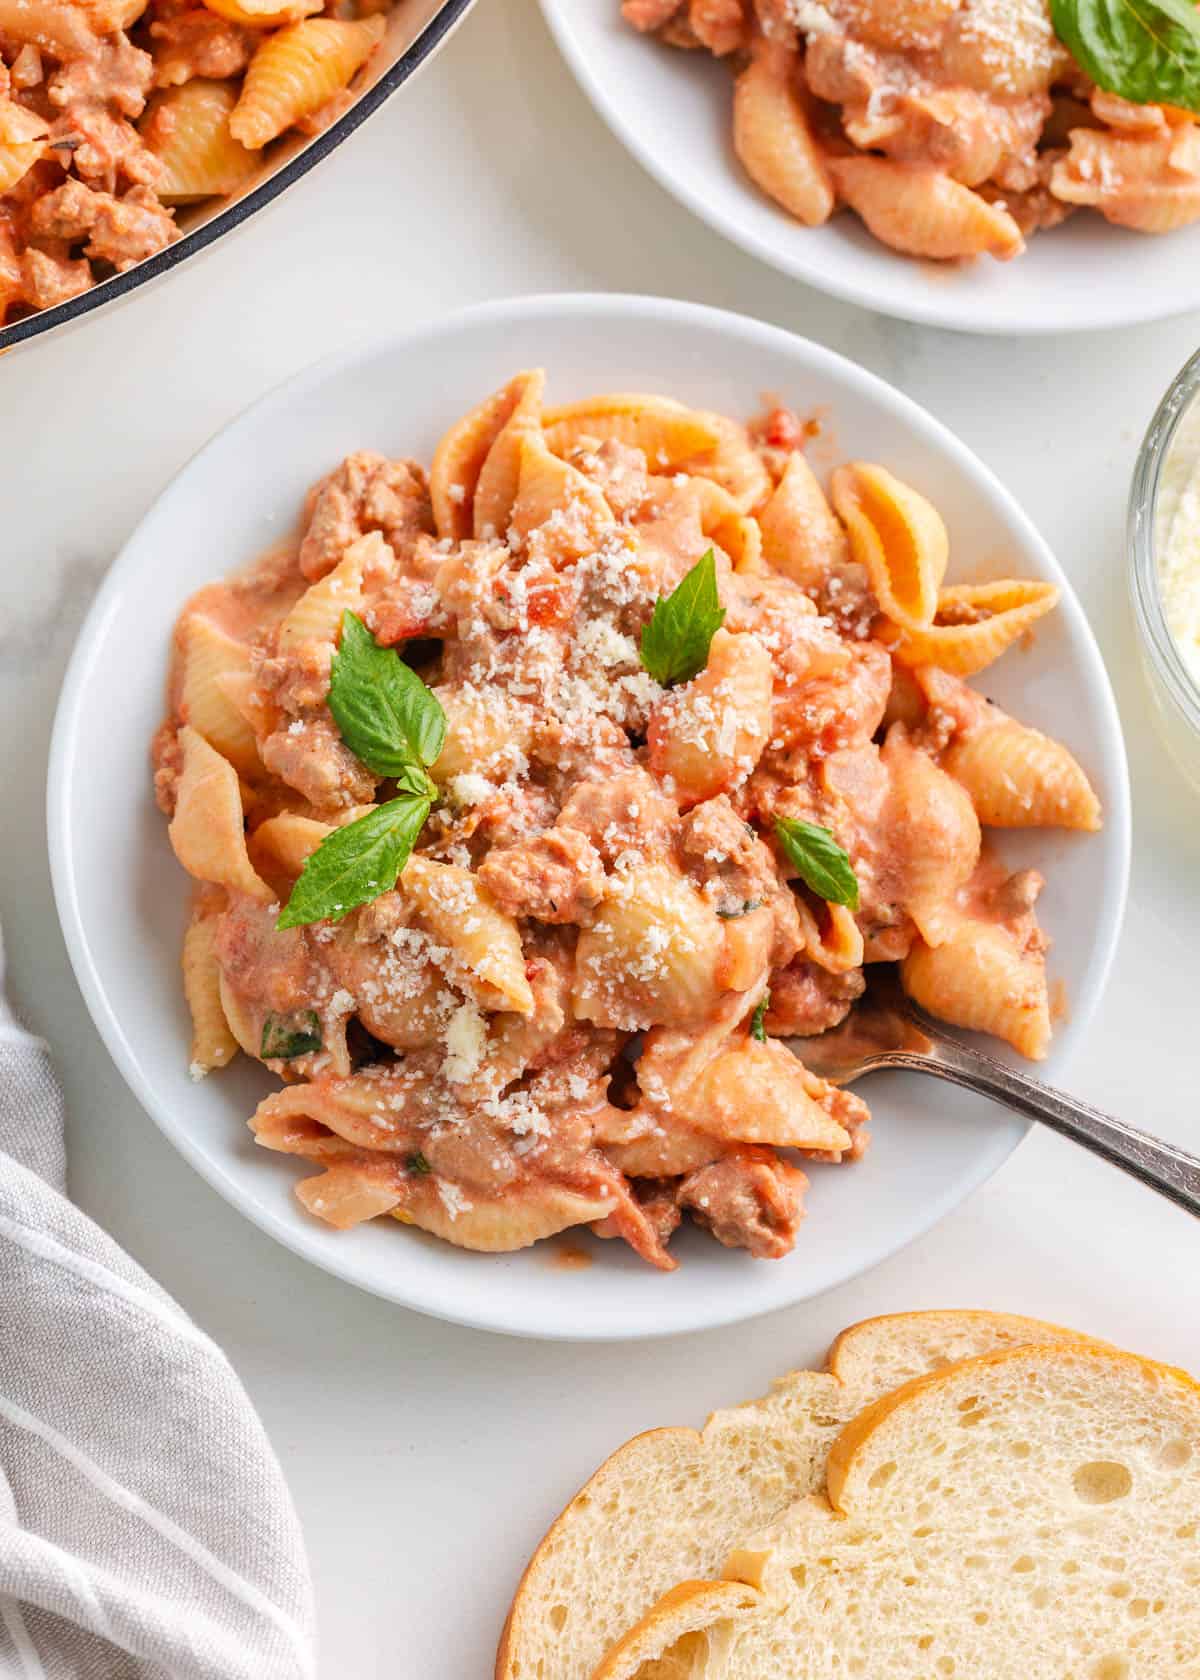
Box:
[539,1,1200,336]
[49,294,1130,1339]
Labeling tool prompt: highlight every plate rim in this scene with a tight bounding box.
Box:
[536,0,1200,337]
[47,291,1132,1339]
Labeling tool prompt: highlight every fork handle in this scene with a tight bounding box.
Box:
[887,1037,1200,1221]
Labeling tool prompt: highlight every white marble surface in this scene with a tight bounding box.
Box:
[4,1,1200,1673]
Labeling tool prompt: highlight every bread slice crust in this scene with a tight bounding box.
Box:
[496,1311,1100,1680]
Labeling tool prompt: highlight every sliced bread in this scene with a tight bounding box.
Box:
[496,1311,1096,1680]
[609,1344,1200,1680]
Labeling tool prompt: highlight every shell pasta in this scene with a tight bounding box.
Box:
[152,373,1100,1270]
[621,0,1200,262]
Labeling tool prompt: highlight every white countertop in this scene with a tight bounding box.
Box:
[4,1,1200,1673]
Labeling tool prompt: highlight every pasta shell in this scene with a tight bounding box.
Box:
[168,726,274,902]
[202,0,320,25]
[733,39,834,227]
[0,0,97,54]
[829,157,1024,261]
[0,139,42,194]
[181,906,238,1075]
[430,683,533,784]
[881,578,1059,676]
[902,923,1051,1060]
[684,1037,852,1152]
[276,533,367,649]
[429,370,540,540]
[573,864,726,1031]
[389,1182,620,1252]
[176,613,260,776]
[647,628,773,807]
[794,896,864,974]
[472,368,545,539]
[759,450,849,589]
[720,514,763,573]
[831,461,949,631]
[229,15,384,149]
[298,1165,404,1228]
[683,412,771,514]
[401,855,534,1016]
[246,806,373,895]
[509,430,612,562]
[882,726,980,945]
[143,80,257,204]
[0,98,48,145]
[541,394,721,470]
[254,1067,417,1151]
[945,721,1102,831]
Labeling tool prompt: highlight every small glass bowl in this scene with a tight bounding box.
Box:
[1129,346,1200,792]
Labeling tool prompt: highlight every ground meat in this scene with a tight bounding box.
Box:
[85,184,176,269]
[988,867,1044,919]
[677,794,779,915]
[251,643,332,713]
[151,720,182,816]
[677,1147,807,1259]
[258,715,377,810]
[20,245,91,310]
[568,439,649,521]
[47,103,163,192]
[685,0,746,55]
[298,453,434,582]
[555,769,677,864]
[766,957,865,1037]
[476,827,605,925]
[47,37,154,119]
[148,8,253,85]
[29,177,98,243]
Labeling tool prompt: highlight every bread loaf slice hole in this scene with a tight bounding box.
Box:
[1094,1657,1130,1679]
[1073,1461,1133,1504]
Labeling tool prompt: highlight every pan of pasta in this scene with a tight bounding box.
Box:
[48,294,1129,1338]
[539,0,1200,334]
[0,0,475,352]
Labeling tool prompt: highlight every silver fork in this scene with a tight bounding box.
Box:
[793,984,1200,1220]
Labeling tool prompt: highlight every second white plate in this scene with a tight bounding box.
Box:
[539,0,1200,336]
[49,294,1129,1339]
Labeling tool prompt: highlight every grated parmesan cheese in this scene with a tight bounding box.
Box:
[442,1000,487,1085]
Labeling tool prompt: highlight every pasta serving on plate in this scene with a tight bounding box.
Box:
[152,373,1101,1268]
[0,0,386,322]
[621,0,1200,263]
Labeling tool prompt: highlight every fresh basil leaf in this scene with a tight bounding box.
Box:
[276,794,432,929]
[406,1151,432,1176]
[328,611,447,779]
[1051,0,1200,112]
[773,816,860,911]
[750,993,770,1042]
[260,1010,323,1059]
[640,548,726,688]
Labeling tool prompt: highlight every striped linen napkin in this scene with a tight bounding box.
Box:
[0,926,316,1680]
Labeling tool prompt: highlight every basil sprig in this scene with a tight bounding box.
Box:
[277,612,445,929]
[1051,0,1200,113]
[329,609,446,777]
[773,817,860,912]
[750,993,770,1042]
[640,549,726,688]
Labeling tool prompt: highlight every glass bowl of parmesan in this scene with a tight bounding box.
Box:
[1131,347,1200,790]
